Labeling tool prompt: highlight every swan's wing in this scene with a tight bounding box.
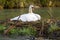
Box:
[19,14,27,22]
[20,14,38,22]
[35,14,41,20]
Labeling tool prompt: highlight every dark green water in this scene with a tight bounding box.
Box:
[0,7,60,20]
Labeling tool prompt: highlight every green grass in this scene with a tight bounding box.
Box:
[0,7,60,20]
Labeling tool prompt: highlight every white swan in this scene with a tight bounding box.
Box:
[10,5,41,22]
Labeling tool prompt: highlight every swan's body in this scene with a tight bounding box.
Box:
[10,5,41,22]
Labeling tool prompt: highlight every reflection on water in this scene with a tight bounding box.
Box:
[0,7,60,20]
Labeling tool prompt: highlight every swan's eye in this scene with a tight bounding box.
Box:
[32,7,34,10]
[32,7,34,8]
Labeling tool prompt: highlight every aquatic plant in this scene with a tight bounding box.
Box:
[9,25,37,36]
[48,23,60,33]
[0,25,6,31]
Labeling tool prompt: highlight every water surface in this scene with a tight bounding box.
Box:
[0,7,60,20]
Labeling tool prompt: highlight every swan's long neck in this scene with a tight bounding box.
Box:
[29,6,33,13]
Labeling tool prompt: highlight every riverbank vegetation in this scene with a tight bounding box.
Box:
[0,0,60,9]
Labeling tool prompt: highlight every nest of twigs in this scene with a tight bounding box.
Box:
[0,19,60,39]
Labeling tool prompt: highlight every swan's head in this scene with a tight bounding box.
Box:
[29,5,34,13]
[29,5,34,8]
